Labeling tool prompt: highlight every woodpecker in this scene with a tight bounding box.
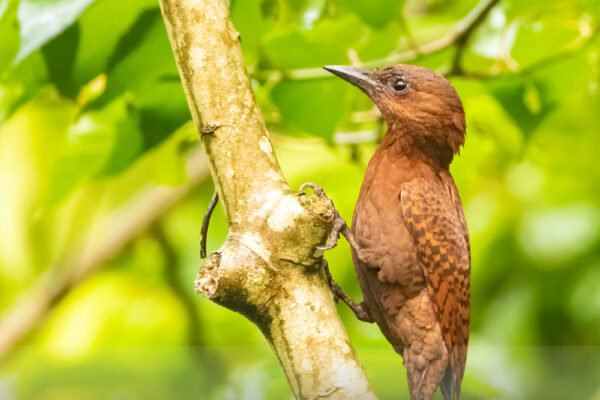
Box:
[315,64,470,400]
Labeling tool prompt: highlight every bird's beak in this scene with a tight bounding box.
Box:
[323,65,377,96]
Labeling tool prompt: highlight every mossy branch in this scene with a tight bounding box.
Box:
[158,0,376,398]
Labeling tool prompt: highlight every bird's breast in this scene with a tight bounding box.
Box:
[351,150,425,291]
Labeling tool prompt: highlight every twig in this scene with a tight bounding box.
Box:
[0,148,208,364]
[252,0,503,81]
[448,0,502,76]
[153,221,204,345]
[200,191,219,258]
[397,6,421,57]
[458,28,599,79]
[152,221,225,380]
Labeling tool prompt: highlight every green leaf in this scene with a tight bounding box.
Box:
[47,108,113,204]
[264,15,365,69]
[135,79,189,150]
[73,0,156,88]
[145,123,197,185]
[41,23,80,98]
[0,52,48,123]
[0,0,20,74]
[47,94,143,203]
[487,78,554,139]
[89,8,184,151]
[523,82,541,115]
[530,49,591,106]
[271,78,349,140]
[451,78,524,169]
[353,22,403,62]
[511,16,582,69]
[504,0,594,22]
[0,0,9,19]
[338,0,405,28]
[93,9,177,112]
[105,8,161,73]
[96,96,143,176]
[230,0,275,66]
[0,90,76,216]
[15,0,97,64]
[231,0,265,48]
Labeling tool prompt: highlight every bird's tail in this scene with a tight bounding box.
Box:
[439,345,467,400]
[401,345,447,400]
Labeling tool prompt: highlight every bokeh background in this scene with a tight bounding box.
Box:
[1,0,599,399]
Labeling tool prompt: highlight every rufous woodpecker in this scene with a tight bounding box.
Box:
[312,64,470,400]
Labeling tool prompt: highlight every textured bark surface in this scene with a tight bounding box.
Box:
[158,0,376,398]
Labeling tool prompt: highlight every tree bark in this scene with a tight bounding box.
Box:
[158,0,376,399]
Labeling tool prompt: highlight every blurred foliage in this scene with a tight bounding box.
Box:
[0,0,599,399]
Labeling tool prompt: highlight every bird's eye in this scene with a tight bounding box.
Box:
[392,78,409,93]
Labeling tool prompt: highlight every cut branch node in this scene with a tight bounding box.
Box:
[195,251,221,297]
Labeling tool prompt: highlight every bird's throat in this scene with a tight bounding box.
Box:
[381,123,454,171]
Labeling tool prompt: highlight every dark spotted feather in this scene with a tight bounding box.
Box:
[400,174,470,400]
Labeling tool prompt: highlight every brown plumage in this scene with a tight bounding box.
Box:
[324,64,470,400]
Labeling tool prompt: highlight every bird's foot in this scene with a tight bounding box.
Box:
[299,182,368,263]
[300,182,344,251]
[322,259,374,323]
[301,183,374,323]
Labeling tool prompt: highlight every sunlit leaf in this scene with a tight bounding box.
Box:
[0,54,49,126]
[486,78,554,139]
[0,0,9,19]
[2,1,600,398]
[518,204,600,265]
[0,91,76,271]
[135,79,189,151]
[353,21,403,61]
[271,78,349,140]
[15,0,97,64]
[95,96,143,176]
[230,0,276,66]
[46,98,118,203]
[264,15,365,69]
[511,16,583,69]
[73,0,156,88]
[46,93,146,204]
[0,0,20,74]
[338,0,405,28]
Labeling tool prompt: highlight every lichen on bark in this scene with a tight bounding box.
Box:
[159,0,377,398]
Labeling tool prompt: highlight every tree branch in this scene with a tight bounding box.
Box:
[253,0,502,81]
[158,0,376,398]
[457,27,599,79]
[0,148,208,364]
[448,0,502,76]
[152,220,225,382]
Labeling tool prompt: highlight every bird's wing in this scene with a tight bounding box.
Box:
[400,175,470,397]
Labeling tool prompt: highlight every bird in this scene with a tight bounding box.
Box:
[313,64,470,400]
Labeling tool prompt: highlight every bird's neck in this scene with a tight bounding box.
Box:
[381,122,454,171]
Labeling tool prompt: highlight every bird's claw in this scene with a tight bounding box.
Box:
[316,244,335,251]
[300,182,347,252]
[299,182,325,198]
[320,212,346,251]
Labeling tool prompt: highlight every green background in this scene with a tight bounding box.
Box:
[1,0,599,399]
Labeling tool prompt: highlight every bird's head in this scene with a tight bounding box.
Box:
[324,64,466,167]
